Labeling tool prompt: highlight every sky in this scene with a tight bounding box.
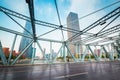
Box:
[0,0,120,56]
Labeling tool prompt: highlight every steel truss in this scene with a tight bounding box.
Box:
[68,7,120,42]
[0,0,120,65]
[82,24,120,44]
[0,6,93,37]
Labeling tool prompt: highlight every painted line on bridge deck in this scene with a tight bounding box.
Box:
[54,72,88,79]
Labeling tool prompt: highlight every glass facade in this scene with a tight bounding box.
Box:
[67,12,81,54]
[67,12,80,41]
[19,21,33,58]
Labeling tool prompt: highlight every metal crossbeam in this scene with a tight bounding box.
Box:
[68,7,120,42]
[2,11,33,36]
[0,26,32,39]
[102,46,113,60]
[26,0,36,41]
[0,6,84,35]
[8,34,17,64]
[36,40,49,63]
[113,42,120,55]
[87,45,99,61]
[82,12,120,43]
[11,40,34,65]
[82,24,120,44]
[65,42,78,62]
[53,45,63,62]
[0,26,62,43]
[0,41,8,65]
[81,46,88,61]
[0,2,120,65]
[86,35,119,46]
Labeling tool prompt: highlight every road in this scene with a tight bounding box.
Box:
[0,61,120,80]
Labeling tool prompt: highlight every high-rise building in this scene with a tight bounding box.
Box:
[67,12,82,54]
[19,21,33,58]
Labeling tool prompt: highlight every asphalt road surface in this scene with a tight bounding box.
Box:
[0,61,120,80]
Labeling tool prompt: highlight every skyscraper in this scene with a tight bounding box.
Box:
[19,21,33,58]
[67,12,82,54]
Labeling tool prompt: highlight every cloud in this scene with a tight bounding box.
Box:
[34,2,58,23]
[1,0,28,15]
[68,0,97,17]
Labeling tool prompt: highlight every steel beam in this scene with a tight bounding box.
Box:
[81,46,88,61]
[36,40,49,63]
[113,43,120,60]
[68,7,120,42]
[53,45,63,62]
[83,24,120,45]
[11,40,34,65]
[0,26,32,39]
[99,46,103,60]
[50,42,52,60]
[8,34,17,64]
[102,46,113,60]
[37,29,57,37]
[63,43,66,62]
[82,23,120,43]
[0,26,62,43]
[0,41,8,65]
[65,42,77,62]
[96,13,120,34]
[114,41,120,55]
[26,0,36,40]
[2,11,33,36]
[111,43,115,60]
[37,37,63,43]
[0,6,84,35]
[31,43,36,64]
[107,44,114,60]
[87,45,99,61]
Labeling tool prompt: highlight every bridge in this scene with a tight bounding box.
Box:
[0,0,120,80]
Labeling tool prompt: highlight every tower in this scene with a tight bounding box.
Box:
[67,12,82,54]
[19,21,33,58]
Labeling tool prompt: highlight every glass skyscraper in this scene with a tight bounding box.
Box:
[67,12,82,54]
[19,21,33,58]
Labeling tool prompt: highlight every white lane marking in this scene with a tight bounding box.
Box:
[54,72,88,79]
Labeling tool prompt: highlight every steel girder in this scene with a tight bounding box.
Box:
[0,26,33,39]
[36,40,49,63]
[8,34,17,64]
[0,26,63,43]
[67,7,120,42]
[11,40,34,65]
[64,42,78,62]
[87,35,119,46]
[0,41,8,65]
[82,24,120,45]
[82,23,120,43]
[26,0,36,41]
[102,46,114,60]
[0,4,120,64]
[0,6,120,44]
[0,6,89,36]
[87,45,99,61]
[114,40,120,55]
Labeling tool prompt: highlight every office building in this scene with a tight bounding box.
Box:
[67,12,82,54]
[19,21,33,58]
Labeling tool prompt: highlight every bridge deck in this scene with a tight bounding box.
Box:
[0,61,120,80]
